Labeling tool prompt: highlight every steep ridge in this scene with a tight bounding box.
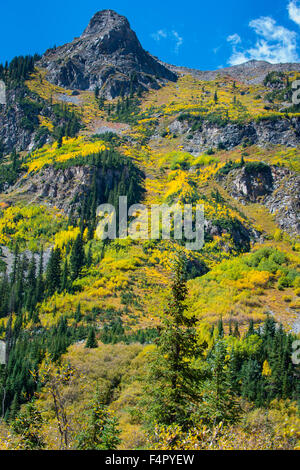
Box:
[39,10,177,98]
[162,59,300,85]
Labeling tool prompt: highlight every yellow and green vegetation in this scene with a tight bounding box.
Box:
[0,60,299,451]
[26,136,109,173]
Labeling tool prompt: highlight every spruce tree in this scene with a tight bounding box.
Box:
[233,321,240,338]
[61,259,69,292]
[10,243,19,286]
[86,243,93,268]
[25,255,37,313]
[200,340,242,425]
[217,317,224,338]
[9,393,20,420]
[46,248,61,296]
[145,254,202,428]
[246,319,255,337]
[76,387,121,449]
[70,234,85,280]
[75,303,82,323]
[35,249,44,303]
[12,402,45,450]
[85,328,98,349]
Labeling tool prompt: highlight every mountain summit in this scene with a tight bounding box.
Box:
[40,10,177,98]
[81,9,131,37]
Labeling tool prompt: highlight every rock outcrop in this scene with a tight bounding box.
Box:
[0,86,49,154]
[168,116,300,153]
[223,163,273,203]
[221,164,300,235]
[39,10,177,98]
[163,59,300,85]
[6,165,114,214]
[264,168,300,235]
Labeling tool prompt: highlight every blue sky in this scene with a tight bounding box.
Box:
[1,0,300,69]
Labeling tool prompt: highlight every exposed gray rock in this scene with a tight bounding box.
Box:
[1,245,51,274]
[7,165,94,214]
[39,10,177,99]
[221,164,300,235]
[0,86,45,153]
[264,167,300,235]
[6,164,126,215]
[204,218,253,253]
[93,125,122,135]
[161,59,300,85]
[169,116,300,153]
[223,164,273,203]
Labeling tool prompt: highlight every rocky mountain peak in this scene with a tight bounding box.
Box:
[39,10,177,98]
[82,10,130,37]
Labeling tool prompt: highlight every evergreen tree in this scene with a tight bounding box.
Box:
[233,321,240,338]
[200,340,242,425]
[61,259,69,292]
[70,234,85,280]
[11,402,45,450]
[217,317,224,338]
[76,387,121,450]
[9,393,20,421]
[10,243,19,286]
[228,318,233,336]
[145,254,202,428]
[75,303,82,323]
[46,248,61,296]
[35,249,44,303]
[25,255,37,313]
[85,328,98,349]
[241,358,263,405]
[86,243,93,268]
[246,319,255,337]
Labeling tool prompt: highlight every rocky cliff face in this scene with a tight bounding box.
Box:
[223,164,273,203]
[265,168,300,235]
[221,164,300,235]
[6,165,101,214]
[168,116,300,153]
[0,86,50,154]
[5,163,133,215]
[39,10,177,98]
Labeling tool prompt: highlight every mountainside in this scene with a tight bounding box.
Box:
[0,9,299,451]
[39,10,177,98]
[164,58,300,84]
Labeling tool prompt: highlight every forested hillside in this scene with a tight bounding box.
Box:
[0,9,299,451]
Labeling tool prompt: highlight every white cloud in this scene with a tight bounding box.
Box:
[172,30,183,53]
[213,45,221,54]
[227,34,241,45]
[229,51,249,66]
[151,29,167,41]
[228,16,298,66]
[151,29,183,54]
[288,0,300,26]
